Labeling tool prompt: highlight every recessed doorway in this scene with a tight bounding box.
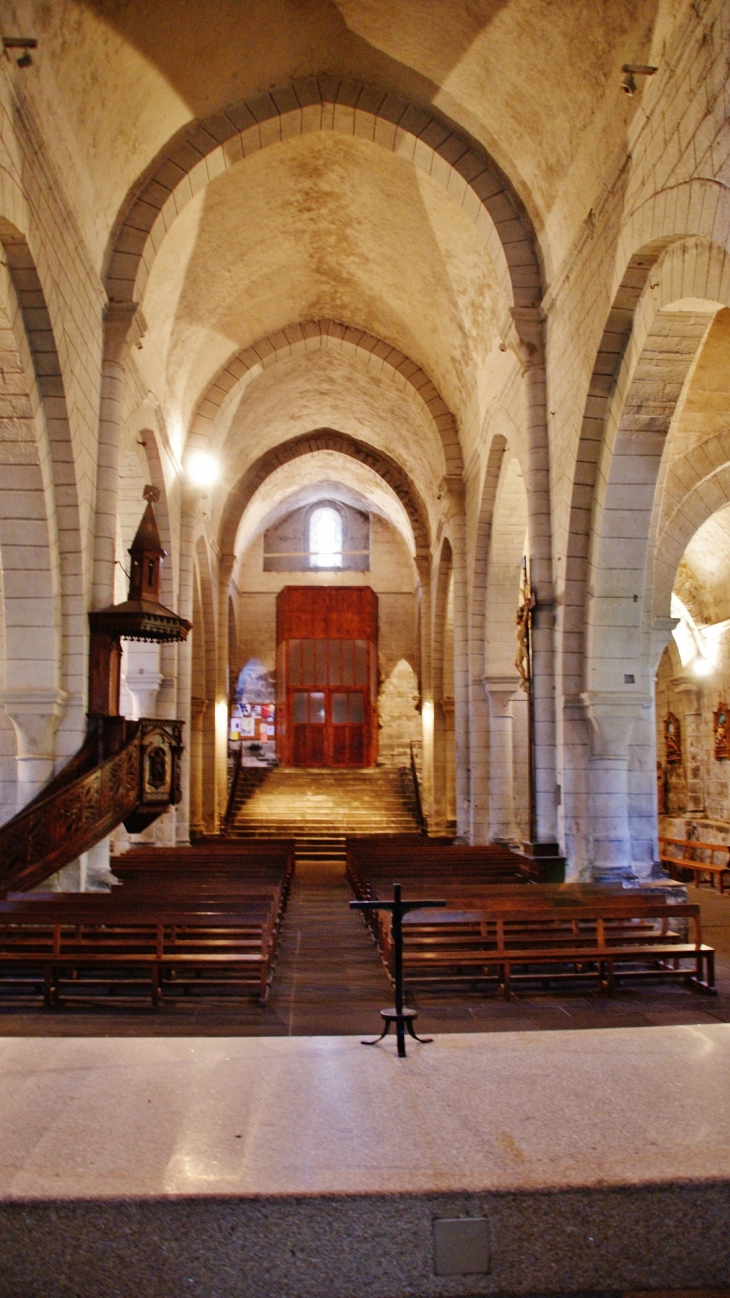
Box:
[276,587,378,767]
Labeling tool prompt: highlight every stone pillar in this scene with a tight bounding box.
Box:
[175,493,196,844]
[483,675,519,842]
[189,697,207,837]
[672,676,705,815]
[440,696,456,828]
[415,553,434,829]
[510,308,557,845]
[92,302,147,609]
[85,836,117,891]
[443,482,470,839]
[580,690,651,879]
[0,688,67,810]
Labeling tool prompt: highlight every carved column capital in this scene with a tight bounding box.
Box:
[439,695,455,721]
[190,697,208,730]
[0,688,68,757]
[103,300,147,365]
[578,689,652,760]
[509,306,546,369]
[482,674,519,718]
[671,675,703,713]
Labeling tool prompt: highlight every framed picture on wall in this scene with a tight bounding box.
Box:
[664,712,682,766]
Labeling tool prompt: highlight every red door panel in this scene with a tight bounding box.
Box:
[276,587,377,767]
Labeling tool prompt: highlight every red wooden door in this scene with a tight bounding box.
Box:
[276,588,377,767]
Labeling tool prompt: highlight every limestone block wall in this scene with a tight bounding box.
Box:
[656,636,730,828]
[233,512,419,767]
[547,0,730,875]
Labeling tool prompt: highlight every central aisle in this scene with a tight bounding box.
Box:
[269,856,391,1035]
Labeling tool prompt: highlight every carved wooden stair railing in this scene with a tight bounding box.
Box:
[0,718,183,893]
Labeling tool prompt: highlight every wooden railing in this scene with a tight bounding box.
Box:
[222,744,243,837]
[0,718,183,893]
[409,740,427,835]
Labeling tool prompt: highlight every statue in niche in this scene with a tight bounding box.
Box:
[714,702,729,761]
[656,761,667,815]
[664,712,682,766]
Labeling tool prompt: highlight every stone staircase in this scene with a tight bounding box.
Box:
[227,766,420,865]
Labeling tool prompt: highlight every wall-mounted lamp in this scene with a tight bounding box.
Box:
[621,63,658,96]
[3,37,37,68]
[186,449,219,489]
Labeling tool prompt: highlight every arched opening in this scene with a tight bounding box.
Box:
[308,504,344,570]
[656,502,730,838]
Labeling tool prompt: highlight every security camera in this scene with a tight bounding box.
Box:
[621,70,636,95]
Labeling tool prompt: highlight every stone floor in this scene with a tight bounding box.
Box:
[0,864,729,1037]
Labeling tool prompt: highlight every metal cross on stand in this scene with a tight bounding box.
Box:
[350,883,445,1057]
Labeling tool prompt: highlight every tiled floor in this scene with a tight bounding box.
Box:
[0,865,728,1037]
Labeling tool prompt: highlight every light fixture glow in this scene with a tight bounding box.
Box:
[186,450,219,488]
[693,656,713,678]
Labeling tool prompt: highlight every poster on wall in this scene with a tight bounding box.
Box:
[714,702,729,760]
[230,701,275,743]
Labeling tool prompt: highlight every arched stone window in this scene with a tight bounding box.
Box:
[309,505,344,569]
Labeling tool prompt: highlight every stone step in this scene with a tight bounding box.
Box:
[228,764,420,840]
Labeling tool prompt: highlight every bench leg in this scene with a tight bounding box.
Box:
[259,961,270,1007]
[43,964,54,1009]
[151,965,161,1008]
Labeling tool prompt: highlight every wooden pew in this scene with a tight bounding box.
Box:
[346,837,525,901]
[394,899,714,996]
[0,905,278,1006]
[0,842,295,1008]
[659,836,730,892]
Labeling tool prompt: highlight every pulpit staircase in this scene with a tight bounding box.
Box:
[0,489,189,894]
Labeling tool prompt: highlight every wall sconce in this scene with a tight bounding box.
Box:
[621,63,658,96]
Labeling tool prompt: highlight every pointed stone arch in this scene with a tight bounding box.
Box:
[105,77,542,315]
[562,236,728,698]
[0,221,85,736]
[218,428,432,562]
[190,319,462,477]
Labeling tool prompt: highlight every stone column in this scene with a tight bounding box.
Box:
[440,696,456,828]
[415,553,434,829]
[580,690,651,879]
[174,492,197,844]
[92,302,147,609]
[510,308,557,845]
[442,480,470,839]
[483,675,519,842]
[0,688,67,810]
[189,697,207,837]
[672,676,705,815]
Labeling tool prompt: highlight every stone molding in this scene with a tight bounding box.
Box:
[0,688,68,758]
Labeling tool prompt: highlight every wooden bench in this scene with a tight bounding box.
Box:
[346,838,526,901]
[659,836,730,891]
[394,900,714,996]
[1,843,296,1008]
[0,909,278,1006]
